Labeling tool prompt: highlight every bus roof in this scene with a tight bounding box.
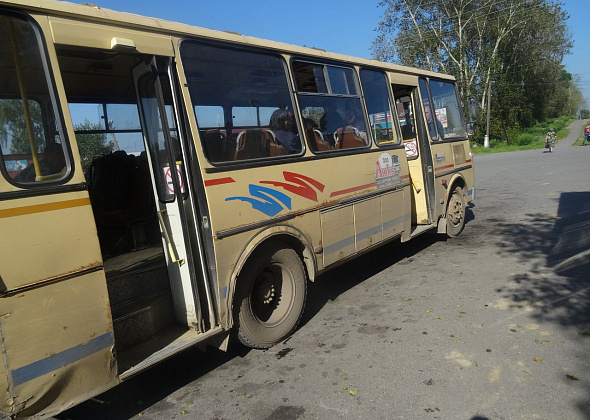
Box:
[2,0,454,81]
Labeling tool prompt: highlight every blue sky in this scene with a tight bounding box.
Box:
[84,0,590,106]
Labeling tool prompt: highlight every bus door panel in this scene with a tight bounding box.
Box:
[132,58,203,330]
[431,141,456,219]
[392,85,435,225]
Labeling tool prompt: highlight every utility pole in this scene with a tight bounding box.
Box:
[484,80,494,148]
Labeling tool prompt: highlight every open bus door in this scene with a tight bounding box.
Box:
[392,84,436,237]
[131,57,215,335]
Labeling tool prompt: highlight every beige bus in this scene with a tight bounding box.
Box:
[0,0,477,417]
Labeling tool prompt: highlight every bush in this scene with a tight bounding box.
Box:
[517,133,534,146]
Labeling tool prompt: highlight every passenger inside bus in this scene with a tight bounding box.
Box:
[344,105,368,142]
[14,143,66,182]
[269,109,302,154]
[319,103,345,136]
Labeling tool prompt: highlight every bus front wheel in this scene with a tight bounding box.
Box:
[446,186,466,237]
[234,242,307,349]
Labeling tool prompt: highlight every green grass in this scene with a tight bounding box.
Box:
[471,116,575,154]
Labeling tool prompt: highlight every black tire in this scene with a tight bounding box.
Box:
[446,186,466,237]
[234,242,307,349]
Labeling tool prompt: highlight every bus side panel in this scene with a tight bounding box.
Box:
[0,364,8,416]
[0,273,116,418]
[0,194,118,417]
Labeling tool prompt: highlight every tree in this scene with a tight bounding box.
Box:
[0,98,46,154]
[372,0,579,140]
[74,119,114,173]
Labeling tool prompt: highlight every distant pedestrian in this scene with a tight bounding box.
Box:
[583,124,590,145]
[545,128,556,153]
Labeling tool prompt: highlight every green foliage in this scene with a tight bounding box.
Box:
[516,133,534,146]
[472,116,574,154]
[74,119,113,173]
[0,98,46,154]
[373,0,581,142]
[580,109,590,119]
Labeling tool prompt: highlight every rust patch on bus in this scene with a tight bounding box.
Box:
[0,262,104,298]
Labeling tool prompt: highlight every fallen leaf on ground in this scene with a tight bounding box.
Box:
[533,357,542,363]
[566,375,579,381]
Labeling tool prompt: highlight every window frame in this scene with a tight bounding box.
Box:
[0,9,73,188]
[419,77,468,143]
[179,39,305,165]
[291,58,371,154]
[359,67,401,148]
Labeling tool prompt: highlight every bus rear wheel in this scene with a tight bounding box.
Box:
[446,186,466,237]
[235,242,307,349]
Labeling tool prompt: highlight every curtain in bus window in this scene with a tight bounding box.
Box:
[427,80,466,140]
[0,13,69,185]
[180,41,301,162]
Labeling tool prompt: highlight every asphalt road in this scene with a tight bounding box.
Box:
[56,121,590,420]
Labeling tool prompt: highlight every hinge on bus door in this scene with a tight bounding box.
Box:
[156,209,185,266]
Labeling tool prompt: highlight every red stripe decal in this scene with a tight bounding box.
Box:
[466,159,472,163]
[330,182,377,197]
[434,164,455,172]
[205,177,235,187]
[400,174,410,180]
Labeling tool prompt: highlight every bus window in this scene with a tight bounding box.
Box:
[0,12,70,185]
[180,41,302,162]
[396,95,416,141]
[426,79,467,140]
[360,69,398,145]
[419,78,440,141]
[293,61,369,151]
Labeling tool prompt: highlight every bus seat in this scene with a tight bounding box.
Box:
[313,129,332,151]
[202,129,228,162]
[305,127,331,152]
[266,129,287,156]
[234,129,271,160]
[335,126,367,149]
[89,150,156,255]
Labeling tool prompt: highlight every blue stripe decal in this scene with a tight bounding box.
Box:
[221,286,228,300]
[467,189,473,196]
[383,215,404,231]
[324,234,355,256]
[324,216,405,256]
[11,332,114,387]
[356,225,382,242]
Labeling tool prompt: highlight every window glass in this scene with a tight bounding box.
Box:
[360,69,397,145]
[293,60,368,152]
[0,13,70,185]
[292,61,327,94]
[396,95,416,141]
[428,80,466,140]
[181,42,302,162]
[419,78,439,141]
[232,106,277,127]
[195,105,224,128]
[327,66,357,96]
